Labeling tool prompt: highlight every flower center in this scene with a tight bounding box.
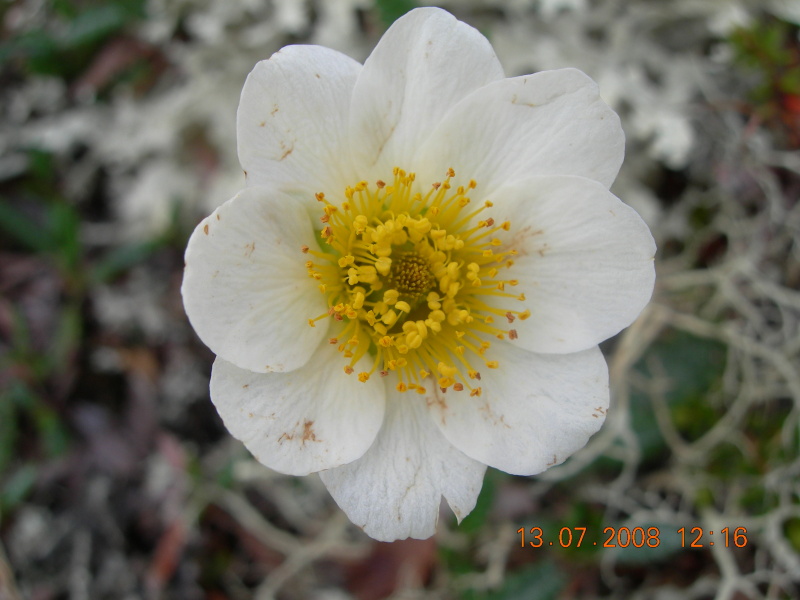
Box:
[303,168,529,396]
[388,253,434,298]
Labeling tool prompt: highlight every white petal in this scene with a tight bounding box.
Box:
[237,45,361,205]
[494,175,655,354]
[210,349,385,476]
[348,7,504,177]
[319,392,486,542]
[182,186,327,373]
[428,344,609,476]
[414,69,624,192]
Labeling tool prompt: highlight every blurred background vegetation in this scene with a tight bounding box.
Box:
[1,0,799,598]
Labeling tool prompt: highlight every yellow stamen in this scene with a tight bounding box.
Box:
[303,167,527,392]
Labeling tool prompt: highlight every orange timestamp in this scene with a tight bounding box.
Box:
[517,526,749,549]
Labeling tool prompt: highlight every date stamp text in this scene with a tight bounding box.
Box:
[516,526,749,549]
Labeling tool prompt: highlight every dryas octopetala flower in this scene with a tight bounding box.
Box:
[182,7,655,542]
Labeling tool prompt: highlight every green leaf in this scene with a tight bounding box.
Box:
[0,30,60,71]
[0,199,56,253]
[459,468,503,534]
[374,0,418,27]
[47,304,82,372]
[26,148,58,183]
[784,518,800,553]
[63,4,130,49]
[629,329,726,460]
[556,501,604,559]
[6,306,34,358]
[0,0,145,76]
[215,459,236,489]
[461,560,566,600]
[0,389,19,474]
[90,239,162,283]
[779,70,800,95]
[48,201,82,272]
[1,465,38,516]
[33,404,71,458]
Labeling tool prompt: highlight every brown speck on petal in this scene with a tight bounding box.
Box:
[203,224,209,235]
[302,420,319,445]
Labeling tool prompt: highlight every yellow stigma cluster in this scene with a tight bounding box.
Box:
[304,168,529,395]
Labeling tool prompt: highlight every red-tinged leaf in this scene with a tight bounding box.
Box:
[71,35,166,97]
[202,503,284,569]
[781,92,800,114]
[345,537,437,600]
[145,520,187,592]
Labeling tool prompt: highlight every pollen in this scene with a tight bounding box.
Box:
[303,167,528,393]
[389,254,435,297]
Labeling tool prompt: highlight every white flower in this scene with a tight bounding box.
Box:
[182,7,655,542]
